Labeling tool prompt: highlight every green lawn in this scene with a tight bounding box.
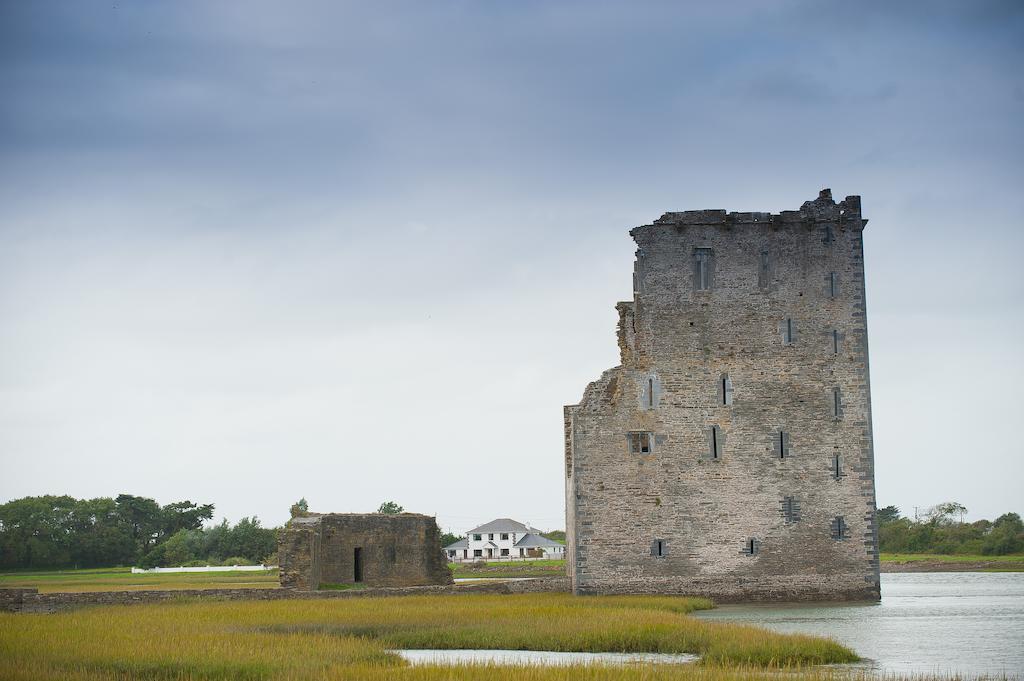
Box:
[0,567,279,592]
[451,558,566,579]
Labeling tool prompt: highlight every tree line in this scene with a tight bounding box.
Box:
[0,494,276,569]
[878,502,1023,555]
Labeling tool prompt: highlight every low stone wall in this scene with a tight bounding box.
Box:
[1,578,571,614]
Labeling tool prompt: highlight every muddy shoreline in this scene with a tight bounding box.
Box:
[881,560,1024,572]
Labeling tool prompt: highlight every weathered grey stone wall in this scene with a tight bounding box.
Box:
[278,513,452,589]
[565,190,880,602]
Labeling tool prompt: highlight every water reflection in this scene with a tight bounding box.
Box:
[693,572,1024,676]
[396,649,698,666]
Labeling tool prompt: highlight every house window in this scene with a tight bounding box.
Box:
[781,496,801,523]
[472,534,481,541]
[833,388,843,419]
[488,533,494,540]
[651,539,667,557]
[720,374,733,406]
[500,533,509,541]
[774,430,791,459]
[831,516,850,540]
[782,318,796,345]
[501,548,509,556]
[627,432,653,454]
[708,425,723,460]
[742,538,760,556]
[694,248,713,291]
[473,549,482,557]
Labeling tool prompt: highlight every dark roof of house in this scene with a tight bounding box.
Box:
[444,537,468,549]
[468,518,542,534]
[513,533,564,548]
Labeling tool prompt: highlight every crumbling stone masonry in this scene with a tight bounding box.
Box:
[564,190,880,602]
[278,513,452,590]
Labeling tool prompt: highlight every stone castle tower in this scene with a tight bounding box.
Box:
[564,189,880,601]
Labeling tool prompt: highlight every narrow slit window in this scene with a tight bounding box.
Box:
[758,250,771,290]
[651,539,667,557]
[720,374,733,406]
[832,329,840,354]
[742,538,759,556]
[775,430,790,459]
[782,318,796,345]
[709,425,723,459]
[694,248,713,291]
[828,272,839,298]
[832,453,842,480]
[648,378,654,408]
[833,388,843,419]
[823,225,834,245]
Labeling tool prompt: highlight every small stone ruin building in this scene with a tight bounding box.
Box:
[278,512,452,590]
[564,190,880,602]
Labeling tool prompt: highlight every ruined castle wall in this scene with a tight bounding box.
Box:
[278,513,452,590]
[565,190,880,601]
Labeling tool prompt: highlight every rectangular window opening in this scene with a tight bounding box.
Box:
[832,330,839,354]
[694,248,713,291]
[628,432,653,454]
[833,388,842,418]
[831,516,849,540]
[781,496,801,523]
[353,547,363,583]
[833,453,842,480]
[648,378,654,408]
[784,318,795,345]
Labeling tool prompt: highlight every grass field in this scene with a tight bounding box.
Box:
[451,558,566,579]
[0,567,280,592]
[0,592,864,680]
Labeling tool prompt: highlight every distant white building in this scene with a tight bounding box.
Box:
[444,518,566,561]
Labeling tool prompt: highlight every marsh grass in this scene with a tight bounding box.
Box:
[0,592,869,680]
[0,567,280,592]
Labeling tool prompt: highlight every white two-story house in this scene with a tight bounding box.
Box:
[444,518,565,561]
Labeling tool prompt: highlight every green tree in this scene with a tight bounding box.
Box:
[289,498,309,518]
[376,501,404,514]
[160,500,214,540]
[114,494,163,557]
[876,506,901,525]
[541,530,566,543]
[440,532,464,547]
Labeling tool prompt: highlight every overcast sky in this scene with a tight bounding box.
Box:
[1,1,1021,533]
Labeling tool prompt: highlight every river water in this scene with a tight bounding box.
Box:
[693,572,1024,677]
